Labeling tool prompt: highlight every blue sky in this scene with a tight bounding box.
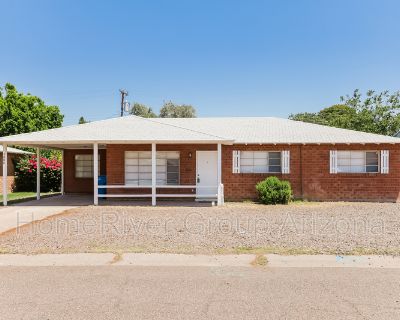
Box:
[1,0,399,125]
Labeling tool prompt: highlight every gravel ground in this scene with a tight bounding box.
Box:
[1,202,400,255]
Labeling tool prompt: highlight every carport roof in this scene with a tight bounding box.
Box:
[0,116,233,148]
[0,145,33,155]
[0,115,399,149]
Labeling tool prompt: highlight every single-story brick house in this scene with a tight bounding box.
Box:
[1,116,400,206]
[0,145,32,194]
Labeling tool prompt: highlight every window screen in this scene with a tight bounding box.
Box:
[125,151,180,186]
[75,154,100,178]
[337,151,379,173]
[240,151,281,173]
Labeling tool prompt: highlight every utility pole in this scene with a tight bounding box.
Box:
[119,89,128,117]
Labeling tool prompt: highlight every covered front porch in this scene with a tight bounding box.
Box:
[2,142,226,206]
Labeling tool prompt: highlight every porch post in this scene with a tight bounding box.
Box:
[61,149,64,195]
[93,143,99,205]
[36,148,40,200]
[217,143,222,205]
[151,143,156,206]
[2,144,7,206]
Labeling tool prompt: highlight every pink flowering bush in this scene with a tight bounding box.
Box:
[14,155,62,192]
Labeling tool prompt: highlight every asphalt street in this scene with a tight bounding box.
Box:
[0,266,399,319]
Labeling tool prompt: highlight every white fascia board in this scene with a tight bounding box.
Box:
[0,139,234,146]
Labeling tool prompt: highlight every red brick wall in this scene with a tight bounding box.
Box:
[62,143,400,202]
[64,149,107,193]
[224,144,400,202]
[0,154,17,193]
[301,144,400,202]
[0,176,15,193]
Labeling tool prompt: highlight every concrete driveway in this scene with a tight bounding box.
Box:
[0,195,92,234]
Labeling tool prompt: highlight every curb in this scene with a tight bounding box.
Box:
[0,253,399,268]
[266,254,400,268]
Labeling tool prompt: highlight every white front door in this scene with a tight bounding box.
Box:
[196,151,218,198]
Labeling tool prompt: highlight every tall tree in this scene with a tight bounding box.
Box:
[78,116,89,124]
[289,90,400,136]
[0,83,64,137]
[130,103,157,118]
[159,101,196,118]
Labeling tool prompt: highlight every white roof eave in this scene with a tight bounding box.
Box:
[0,139,235,147]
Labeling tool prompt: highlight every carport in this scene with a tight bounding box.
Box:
[1,116,232,207]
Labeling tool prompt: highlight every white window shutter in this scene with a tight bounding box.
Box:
[281,151,290,174]
[381,150,389,174]
[330,150,338,174]
[232,150,241,173]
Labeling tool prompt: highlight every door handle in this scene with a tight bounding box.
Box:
[197,177,200,183]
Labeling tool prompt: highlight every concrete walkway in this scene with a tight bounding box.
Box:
[0,253,400,268]
[0,195,91,234]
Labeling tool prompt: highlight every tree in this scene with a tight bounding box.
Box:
[318,104,357,130]
[78,116,89,124]
[0,83,64,137]
[289,112,323,125]
[130,103,157,118]
[289,90,400,136]
[159,101,196,118]
[340,90,400,135]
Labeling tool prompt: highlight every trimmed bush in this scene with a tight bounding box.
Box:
[256,176,292,205]
[14,155,62,192]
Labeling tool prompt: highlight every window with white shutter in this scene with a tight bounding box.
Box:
[380,150,389,174]
[281,151,290,174]
[232,150,240,173]
[330,150,337,174]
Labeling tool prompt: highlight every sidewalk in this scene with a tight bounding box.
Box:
[0,253,399,268]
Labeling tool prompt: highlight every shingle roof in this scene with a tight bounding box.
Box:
[0,145,32,154]
[0,116,232,146]
[152,117,400,144]
[0,116,399,146]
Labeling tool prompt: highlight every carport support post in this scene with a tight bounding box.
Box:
[61,149,64,195]
[217,143,222,206]
[36,148,40,200]
[151,143,156,206]
[93,143,99,205]
[2,143,7,206]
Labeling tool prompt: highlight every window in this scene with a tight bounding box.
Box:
[125,151,180,186]
[337,151,379,173]
[240,151,281,173]
[75,154,100,178]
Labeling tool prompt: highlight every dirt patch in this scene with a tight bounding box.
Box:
[0,202,400,255]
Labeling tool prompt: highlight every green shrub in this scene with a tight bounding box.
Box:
[256,176,292,205]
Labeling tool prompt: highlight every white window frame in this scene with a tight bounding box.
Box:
[125,151,180,186]
[336,150,380,174]
[75,154,100,178]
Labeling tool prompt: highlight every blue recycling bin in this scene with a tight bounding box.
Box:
[98,175,107,196]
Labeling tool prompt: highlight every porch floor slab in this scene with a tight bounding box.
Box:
[0,194,214,234]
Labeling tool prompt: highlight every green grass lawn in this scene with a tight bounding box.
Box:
[0,192,59,205]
